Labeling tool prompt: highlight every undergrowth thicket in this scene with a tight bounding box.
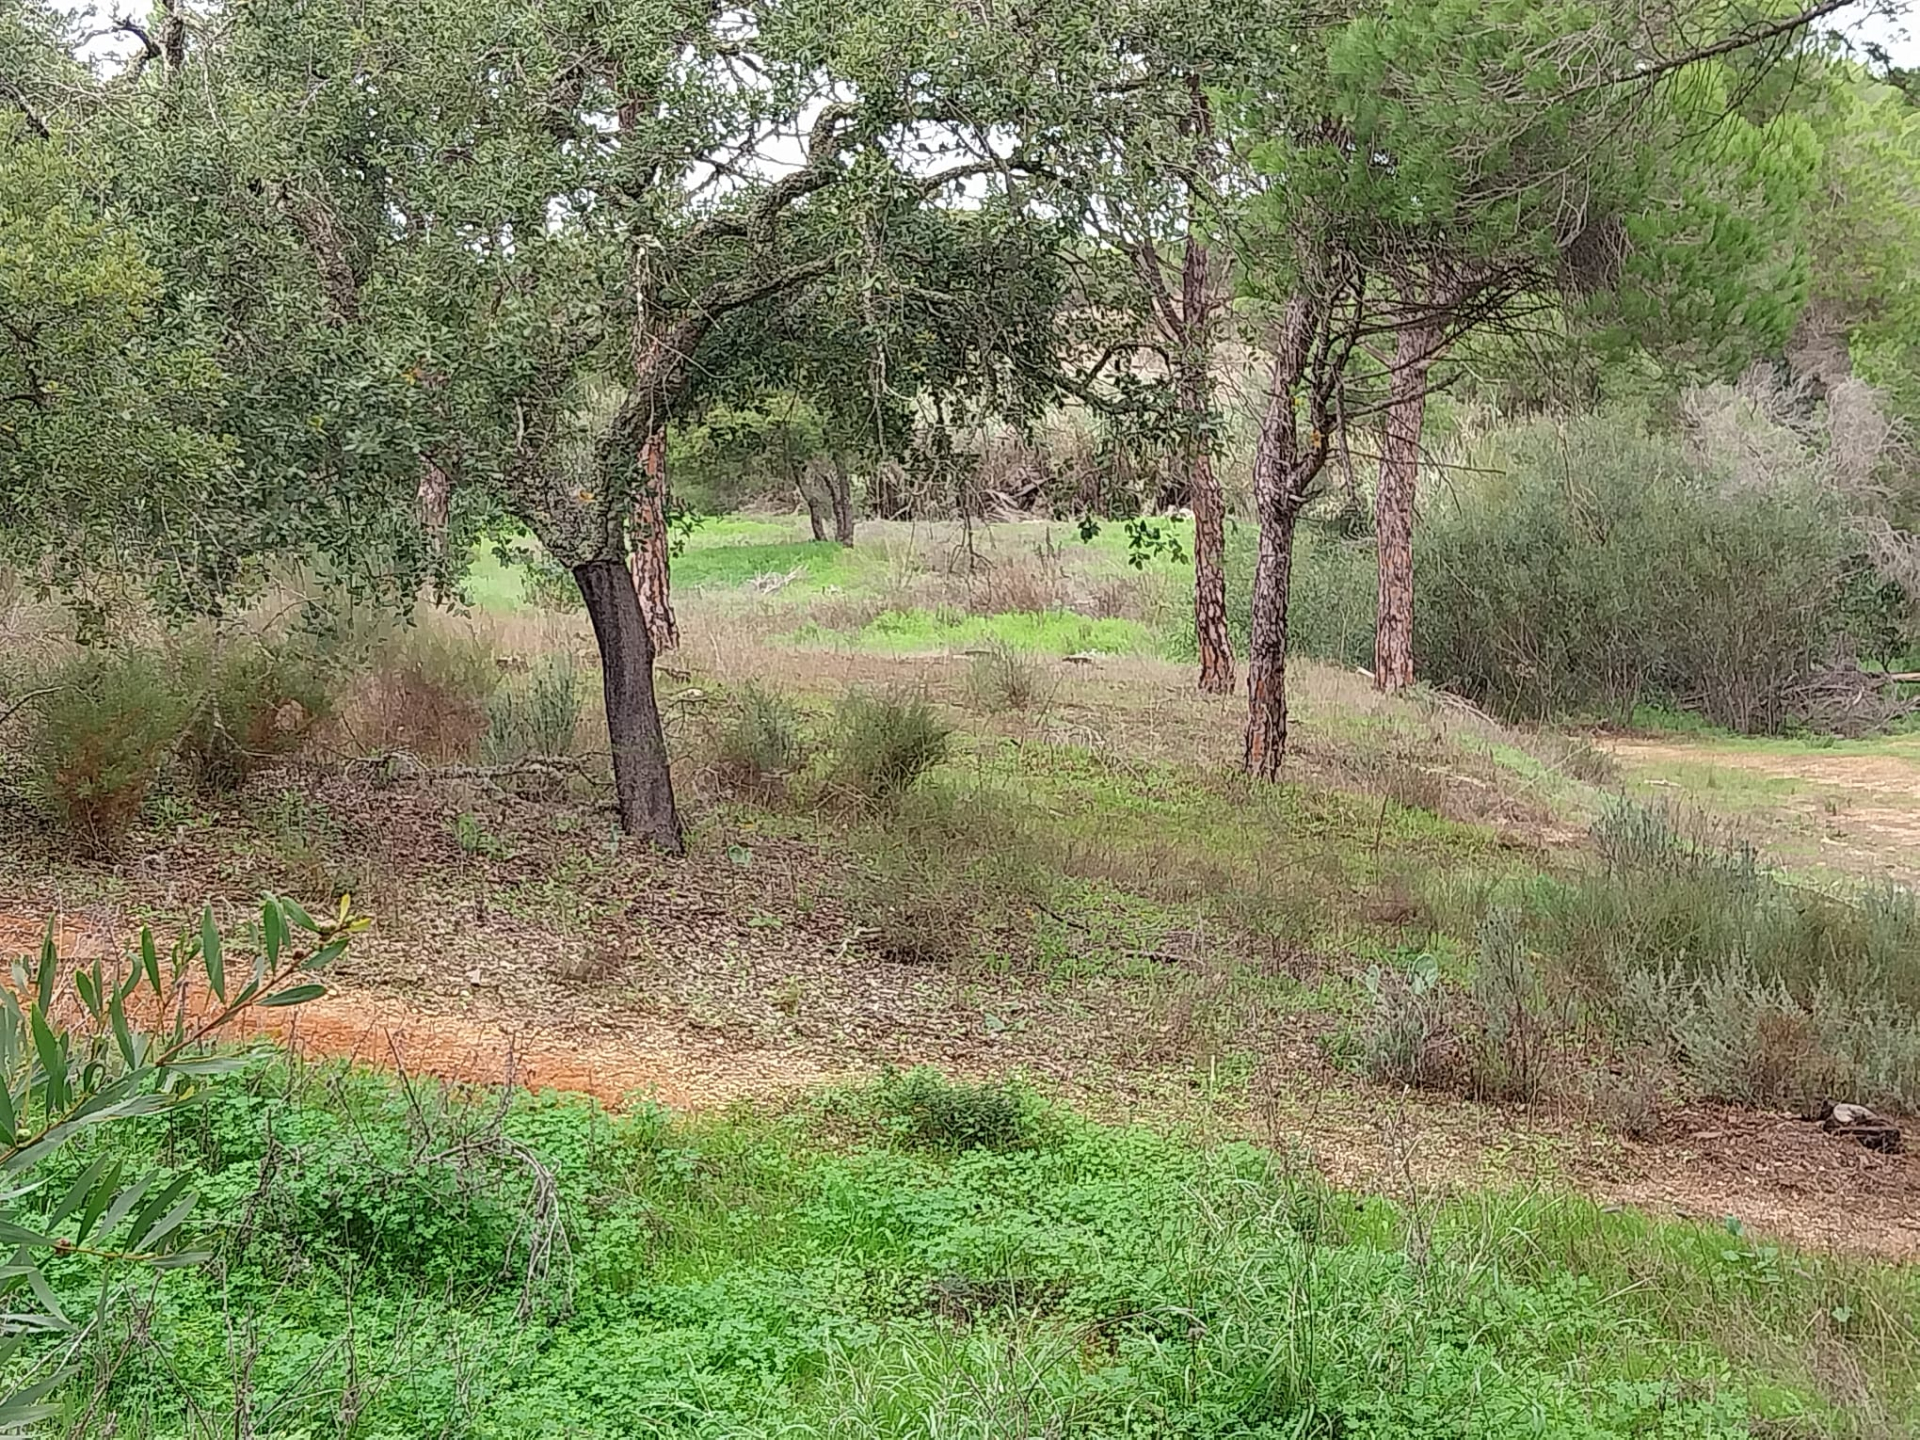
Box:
[37,1063,1918,1438]
[1391,800,1920,1113]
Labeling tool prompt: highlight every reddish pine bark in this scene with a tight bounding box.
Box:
[1242,290,1335,780]
[1180,234,1234,696]
[629,430,679,654]
[1242,506,1297,778]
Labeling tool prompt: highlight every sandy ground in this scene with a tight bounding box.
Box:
[1609,738,1920,884]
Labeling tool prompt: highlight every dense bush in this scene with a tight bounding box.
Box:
[28,647,189,853]
[177,637,334,792]
[1417,417,1854,731]
[870,1067,1048,1151]
[1160,411,1905,734]
[828,688,951,801]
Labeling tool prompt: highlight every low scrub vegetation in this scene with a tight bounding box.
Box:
[42,1061,1917,1437]
[355,622,500,760]
[828,688,952,802]
[1399,801,1920,1115]
[714,681,807,792]
[966,640,1056,713]
[27,647,190,854]
[177,636,334,792]
[846,781,1054,966]
[482,650,584,761]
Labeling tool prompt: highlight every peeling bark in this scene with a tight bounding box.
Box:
[629,430,678,654]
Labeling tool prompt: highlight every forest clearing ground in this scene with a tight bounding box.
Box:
[5,516,1920,1261]
[6,600,1919,1260]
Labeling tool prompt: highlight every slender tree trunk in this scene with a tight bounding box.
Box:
[1179,241,1234,696]
[1374,319,1439,693]
[1167,79,1234,696]
[1242,291,1324,779]
[574,556,682,853]
[828,461,855,546]
[798,456,834,542]
[629,430,678,653]
[1243,507,1297,779]
[799,486,828,541]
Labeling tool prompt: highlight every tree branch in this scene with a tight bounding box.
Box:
[1572,0,1859,95]
[0,80,50,140]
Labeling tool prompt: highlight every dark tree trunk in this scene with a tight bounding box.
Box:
[1243,507,1297,780]
[800,486,828,541]
[629,430,679,653]
[574,557,682,853]
[828,462,855,546]
[1374,321,1438,693]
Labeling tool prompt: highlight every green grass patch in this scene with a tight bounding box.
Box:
[461,537,537,613]
[691,513,817,546]
[676,537,876,595]
[44,1061,1919,1436]
[791,605,1156,656]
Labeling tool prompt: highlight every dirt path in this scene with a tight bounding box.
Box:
[0,912,842,1110]
[1609,738,1920,797]
[8,901,1917,1263]
[1608,737,1920,883]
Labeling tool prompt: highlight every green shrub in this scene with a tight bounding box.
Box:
[1357,951,1453,1089]
[829,688,951,801]
[28,648,189,853]
[965,641,1055,713]
[1164,415,1880,735]
[0,900,359,1428]
[1466,907,1550,1101]
[178,637,334,792]
[483,651,583,761]
[714,682,805,790]
[872,1068,1047,1152]
[1417,415,1850,732]
[1446,800,1920,1111]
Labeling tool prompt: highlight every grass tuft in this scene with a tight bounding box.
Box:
[829,688,951,802]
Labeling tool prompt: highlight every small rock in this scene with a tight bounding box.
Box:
[1818,1101,1904,1154]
